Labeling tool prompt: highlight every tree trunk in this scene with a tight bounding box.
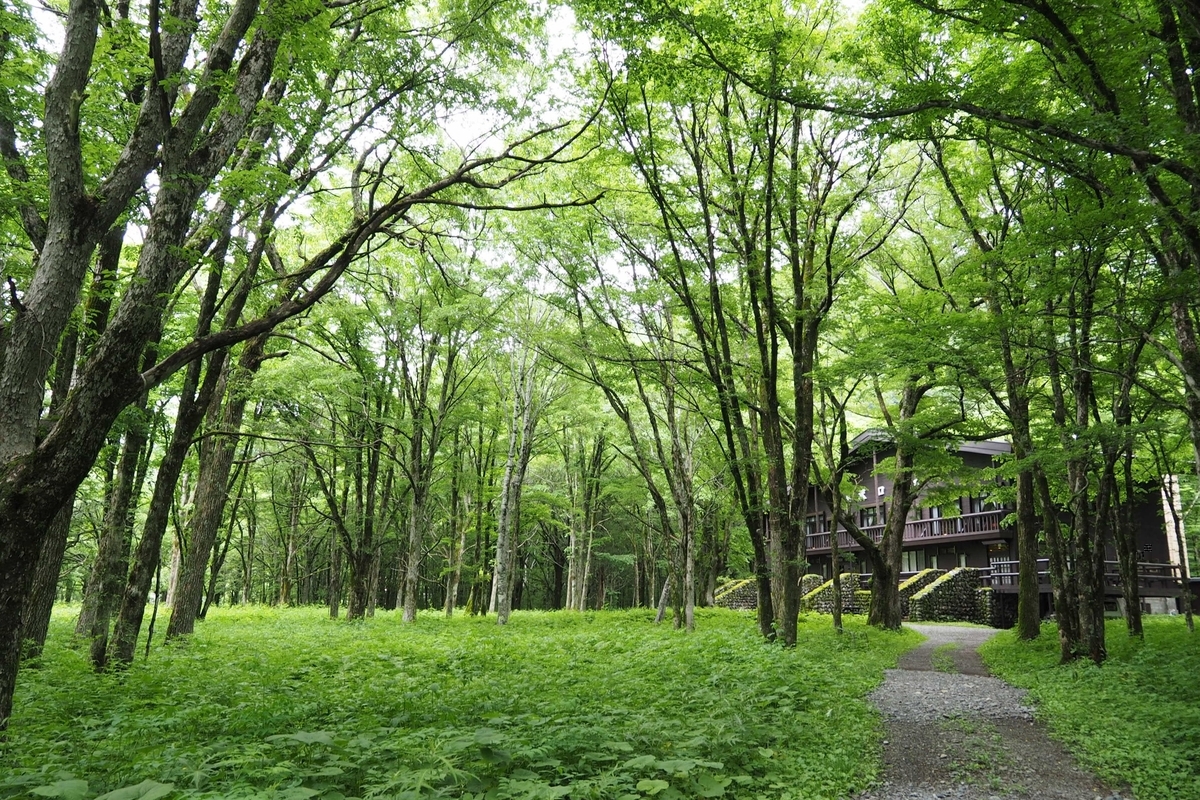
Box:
[868,560,902,628]
[166,362,250,639]
[493,348,542,625]
[166,531,182,608]
[402,486,428,623]
[328,535,342,619]
[346,549,371,620]
[79,414,150,670]
[367,549,380,618]
[110,217,237,659]
[865,379,928,631]
[19,505,74,660]
[241,515,256,605]
[1114,457,1144,638]
[19,262,96,661]
[1036,468,1081,662]
[1163,476,1194,632]
[654,578,671,624]
[1011,426,1042,640]
[852,452,910,632]
[683,519,695,632]
[1072,465,1108,665]
[446,519,466,617]
[111,379,218,663]
[830,517,843,633]
[280,465,303,606]
[75,446,119,640]
[200,461,245,620]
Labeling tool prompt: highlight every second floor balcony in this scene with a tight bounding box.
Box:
[805,508,1008,553]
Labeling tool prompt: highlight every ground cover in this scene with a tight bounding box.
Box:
[929,643,958,673]
[980,617,1200,800]
[2,607,918,800]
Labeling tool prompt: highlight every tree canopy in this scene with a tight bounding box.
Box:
[2,0,1198,730]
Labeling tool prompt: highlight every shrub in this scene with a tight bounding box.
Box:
[981,618,1200,800]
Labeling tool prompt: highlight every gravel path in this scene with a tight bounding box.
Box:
[855,624,1129,800]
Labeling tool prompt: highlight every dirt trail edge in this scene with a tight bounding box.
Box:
[854,623,1128,800]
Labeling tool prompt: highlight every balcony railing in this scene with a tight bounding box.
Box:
[988,559,1183,595]
[805,509,1007,551]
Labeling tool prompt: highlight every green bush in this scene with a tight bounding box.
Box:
[981,618,1200,800]
[3,606,919,800]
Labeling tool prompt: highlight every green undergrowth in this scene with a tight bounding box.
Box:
[3,607,918,800]
[929,643,958,673]
[980,617,1200,800]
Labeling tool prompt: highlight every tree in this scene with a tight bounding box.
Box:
[492,303,561,624]
[395,254,486,622]
[843,0,1200,482]
[0,0,595,728]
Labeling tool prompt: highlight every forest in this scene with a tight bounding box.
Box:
[2,0,1200,748]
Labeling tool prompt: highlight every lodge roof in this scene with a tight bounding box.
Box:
[845,429,1012,461]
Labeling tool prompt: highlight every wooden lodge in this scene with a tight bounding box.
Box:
[802,434,1192,621]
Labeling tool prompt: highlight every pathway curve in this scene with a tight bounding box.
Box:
[855,624,1128,800]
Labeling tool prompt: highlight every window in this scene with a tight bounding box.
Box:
[805,515,817,537]
[967,495,998,514]
[902,550,927,572]
[958,553,968,568]
[860,506,878,528]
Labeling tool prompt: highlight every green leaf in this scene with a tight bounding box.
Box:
[32,780,89,800]
[277,789,319,800]
[309,766,344,777]
[653,759,695,774]
[478,746,512,764]
[266,731,335,746]
[622,755,657,769]
[635,779,670,795]
[473,727,504,745]
[691,774,729,798]
[94,782,174,800]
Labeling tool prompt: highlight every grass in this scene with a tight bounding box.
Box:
[980,617,1200,800]
[2,606,919,800]
[929,643,958,673]
[938,717,1010,793]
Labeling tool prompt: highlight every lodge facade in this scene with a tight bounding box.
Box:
[802,434,1193,619]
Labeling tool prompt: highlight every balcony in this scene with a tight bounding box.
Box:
[988,559,1183,596]
[805,509,1008,553]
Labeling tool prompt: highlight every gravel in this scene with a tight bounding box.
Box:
[854,624,1131,800]
[868,669,1034,724]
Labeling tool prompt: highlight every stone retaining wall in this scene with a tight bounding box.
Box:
[910,567,989,623]
[713,579,757,611]
[899,568,946,617]
[714,569,1002,626]
[801,573,867,614]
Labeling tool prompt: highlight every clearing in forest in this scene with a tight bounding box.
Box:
[4,607,917,800]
